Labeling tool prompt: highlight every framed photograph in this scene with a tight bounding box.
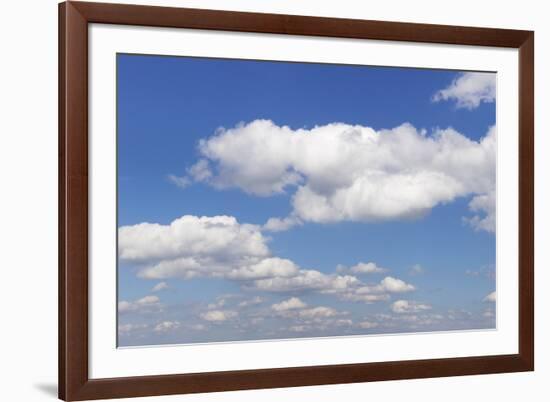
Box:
[59,1,534,400]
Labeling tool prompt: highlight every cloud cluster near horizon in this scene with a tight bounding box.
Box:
[119,214,415,302]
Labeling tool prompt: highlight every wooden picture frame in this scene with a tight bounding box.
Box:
[59,1,534,400]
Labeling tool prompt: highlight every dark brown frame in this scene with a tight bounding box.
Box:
[59,1,534,400]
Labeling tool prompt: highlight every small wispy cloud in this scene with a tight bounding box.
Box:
[408,264,425,276]
[167,174,191,189]
[432,72,496,110]
[151,281,169,292]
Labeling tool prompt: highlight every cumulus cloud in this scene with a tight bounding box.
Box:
[119,215,268,266]
[200,310,238,322]
[275,302,345,322]
[484,291,496,302]
[432,72,496,109]
[226,257,300,280]
[374,277,416,293]
[351,262,387,274]
[120,215,276,281]
[262,216,302,232]
[271,297,307,312]
[391,300,432,314]
[154,320,180,332]
[297,306,339,319]
[120,215,415,306]
[336,262,389,275]
[118,295,161,314]
[464,190,496,232]
[118,323,148,335]
[181,120,495,231]
[151,282,169,292]
[339,277,415,303]
[251,269,360,293]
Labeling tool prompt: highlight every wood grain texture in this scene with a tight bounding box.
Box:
[58,1,534,400]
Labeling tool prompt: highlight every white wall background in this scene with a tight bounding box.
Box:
[0,0,546,401]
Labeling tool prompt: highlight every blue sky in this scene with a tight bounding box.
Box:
[117,54,496,346]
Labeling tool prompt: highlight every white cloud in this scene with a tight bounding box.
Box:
[465,190,495,232]
[151,282,168,292]
[339,276,415,303]
[297,306,338,319]
[376,276,416,293]
[118,295,161,314]
[119,215,268,265]
[251,269,360,293]
[391,300,432,313]
[271,297,307,312]
[349,262,388,274]
[226,257,299,280]
[137,295,160,304]
[117,301,133,313]
[238,296,264,308]
[167,174,191,189]
[262,216,302,232]
[118,323,148,334]
[340,293,390,303]
[484,291,496,302]
[188,159,213,182]
[200,310,238,322]
[358,321,379,329]
[154,321,180,333]
[432,72,496,109]
[183,120,495,230]
[121,215,416,306]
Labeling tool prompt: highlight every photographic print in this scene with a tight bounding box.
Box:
[116,54,497,347]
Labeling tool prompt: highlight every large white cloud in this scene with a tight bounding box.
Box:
[432,72,496,110]
[183,120,495,231]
